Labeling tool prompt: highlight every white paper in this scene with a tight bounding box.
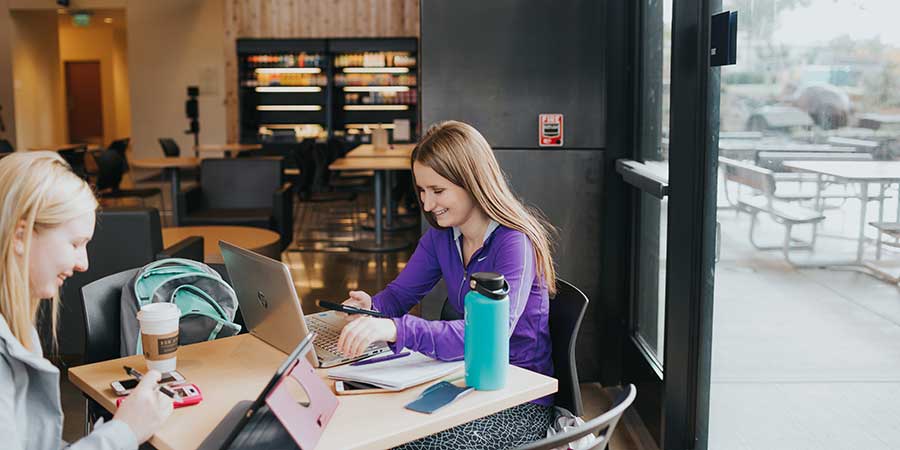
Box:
[328,352,463,391]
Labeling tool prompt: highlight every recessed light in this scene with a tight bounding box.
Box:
[104,17,113,24]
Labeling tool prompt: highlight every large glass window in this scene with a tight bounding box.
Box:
[711,1,900,448]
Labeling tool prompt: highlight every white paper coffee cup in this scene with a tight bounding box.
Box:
[137,303,180,373]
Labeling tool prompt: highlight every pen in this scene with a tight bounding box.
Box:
[123,366,180,400]
[350,351,411,366]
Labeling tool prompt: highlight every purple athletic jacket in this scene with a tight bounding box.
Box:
[372,222,554,406]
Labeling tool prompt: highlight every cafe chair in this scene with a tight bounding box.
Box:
[550,279,589,416]
[178,157,295,249]
[513,384,637,450]
[94,145,165,210]
[55,207,204,358]
[80,263,233,433]
[158,137,181,157]
[440,278,589,416]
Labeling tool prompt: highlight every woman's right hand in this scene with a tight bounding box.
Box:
[342,290,373,320]
[112,370,173,444]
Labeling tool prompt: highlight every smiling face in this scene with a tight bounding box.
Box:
[413,161,478,229]
[25,211,95,299]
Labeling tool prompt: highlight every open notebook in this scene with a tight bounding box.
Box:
[328,352,463,391]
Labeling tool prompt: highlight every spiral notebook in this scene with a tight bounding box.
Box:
[327,352,463,391]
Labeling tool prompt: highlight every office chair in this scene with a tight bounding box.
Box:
[94,146,165,210]
[159,138,181,157]
[440,278,589,416]
[513,384,637,450]
[178,157,294,249]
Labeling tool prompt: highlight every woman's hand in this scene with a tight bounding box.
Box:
[341,290,373,321]
[113,370,173,443]
[337,316,397,358]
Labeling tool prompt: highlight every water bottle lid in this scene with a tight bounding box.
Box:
[469,272,509,300]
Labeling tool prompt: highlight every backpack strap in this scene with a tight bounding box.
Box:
[170,285,242,340]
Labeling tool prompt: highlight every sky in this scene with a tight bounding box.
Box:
[767,0,900,46]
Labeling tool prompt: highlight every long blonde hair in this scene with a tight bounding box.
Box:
[0,151,98,350]
[412,121,558,296]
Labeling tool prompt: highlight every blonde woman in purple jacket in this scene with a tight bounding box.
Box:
[337,121,558,449]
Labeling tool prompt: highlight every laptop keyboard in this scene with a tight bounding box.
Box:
[306,315,383,357]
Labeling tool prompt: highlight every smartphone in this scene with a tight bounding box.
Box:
[317,300,386,318]
[111,370,185,396]
[334,380,387,395]
[116,382,203,409]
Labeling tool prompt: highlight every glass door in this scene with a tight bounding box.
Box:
[618,0,719,448]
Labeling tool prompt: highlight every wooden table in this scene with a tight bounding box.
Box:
[195,144,262,158]
[346,143,416,159]
[69,334,556,450]
[28,143,101,152]
[330,157,412,252]
[130,157,200,226]
[784,160,900,280]
[162,226,281,264]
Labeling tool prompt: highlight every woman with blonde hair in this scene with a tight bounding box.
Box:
[0,151,172,449]
[337,121,557,448]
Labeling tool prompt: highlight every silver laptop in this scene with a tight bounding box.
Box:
[219,240,390,368]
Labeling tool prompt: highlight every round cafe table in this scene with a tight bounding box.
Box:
[162,225,281,264]
[130,157,200,226]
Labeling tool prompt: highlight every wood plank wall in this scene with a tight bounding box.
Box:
[224,0,420,142]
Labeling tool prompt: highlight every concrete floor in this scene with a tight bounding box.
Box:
[709,188,900,450]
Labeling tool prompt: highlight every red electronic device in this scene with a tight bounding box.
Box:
[116,383,203,409]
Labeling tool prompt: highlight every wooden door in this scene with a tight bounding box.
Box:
[65,61,103,143]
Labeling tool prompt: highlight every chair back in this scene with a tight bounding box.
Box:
[0,138,13,154]
[81,269,137,363]
[58,146,89,180]
[200,157,284,209]
[514,384,637,450]
[94,149,127,191]
[59,207,166,355]
[159,138,181,157]
[551,279,589,416]
[108,138,131,169]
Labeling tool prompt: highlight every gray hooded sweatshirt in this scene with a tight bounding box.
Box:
[0,314,138,450]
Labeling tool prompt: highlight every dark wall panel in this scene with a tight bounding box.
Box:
[493,149,605,380]
[421,0,606,149]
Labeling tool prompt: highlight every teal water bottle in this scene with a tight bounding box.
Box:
[464,272,509,390]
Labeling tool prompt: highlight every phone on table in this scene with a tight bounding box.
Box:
[334,380,387,395]
[111,370,185,396]
[116,383,204,409]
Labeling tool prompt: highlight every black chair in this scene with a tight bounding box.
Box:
[56,207,203,357]
[513,385,637,450]
[439,278,589,415]
[94,143,165,210]
[80,263,233,431]
[0,138,13,154]
[58,146,89,180]
[551,279,589,416]
[178,157,294,249]
[159,137,181,157]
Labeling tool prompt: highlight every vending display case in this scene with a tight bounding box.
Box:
[237,38,418,143]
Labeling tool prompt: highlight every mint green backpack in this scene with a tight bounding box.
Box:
[120,258,242,356]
